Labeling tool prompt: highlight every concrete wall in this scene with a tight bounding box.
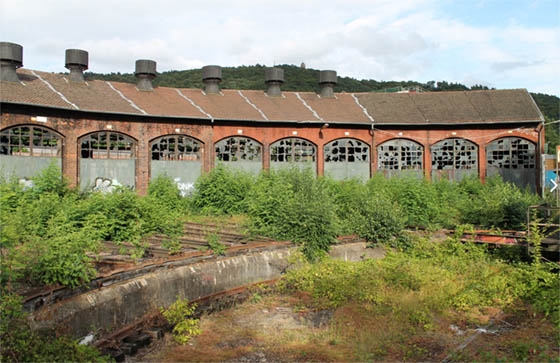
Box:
[0,155,61,179]
[30,243,383,339]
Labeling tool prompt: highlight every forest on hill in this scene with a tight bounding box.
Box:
[85,64,560,150]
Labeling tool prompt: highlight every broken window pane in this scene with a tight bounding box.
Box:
[80,132,136,159]
[325,138,369,163]
[486,137,535,169]
[0,125,61,157]
[151,135,201,161]
[215,137,262,162]
[377,139,423,170]
[271,138,316,162]
[431,138,477,170]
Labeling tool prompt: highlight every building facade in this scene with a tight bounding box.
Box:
[0,43,545,194]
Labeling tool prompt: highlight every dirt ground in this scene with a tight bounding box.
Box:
[133,293,559,362]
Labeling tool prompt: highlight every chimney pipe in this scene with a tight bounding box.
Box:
[65,49,88,82]
[319,70,337,98]
[265,67,284,97]
[135,59,157,91]
[202,65,222,94]
[0,42,23,82]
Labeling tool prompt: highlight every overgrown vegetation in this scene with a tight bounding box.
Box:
[161,298,201,344]
[0,293,110,362]
[0,162,555,361]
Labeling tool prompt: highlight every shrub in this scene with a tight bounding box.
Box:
[191,164,253,215]
[148,174,186,211]
[161,298,201,344]
[1,293,109,362]
[349,191,407,248]
[247,168,338,261]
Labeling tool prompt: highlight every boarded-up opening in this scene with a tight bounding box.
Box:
[79,131,136,191]
[0,125,62,179]
[486,137,536,192]
[270,137,316,173]
[215,136,262,175]
[151,135,202,192]
[377,138,423,179]
[325,138,369,181]
[431,138,478,182]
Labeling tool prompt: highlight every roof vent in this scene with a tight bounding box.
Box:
[135,59,157,91]
[265,67,284,97]
[0,42,23,82]
[202,65,222,94]
[319,70,337,98]
[65,49,88,82]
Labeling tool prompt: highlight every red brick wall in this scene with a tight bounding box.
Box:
[1,110,542,194]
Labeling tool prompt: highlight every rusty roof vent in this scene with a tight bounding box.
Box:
[319,70,337,98]
[65,49,88,82]
[202,65,222,94]
[0,42,23,82]
[135,59,157,91]
[265,67,284,97]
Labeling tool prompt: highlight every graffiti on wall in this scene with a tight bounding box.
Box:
[174,177,194,197]
[93,177,122,194]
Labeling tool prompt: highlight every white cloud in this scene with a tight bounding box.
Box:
[0,0,558,95]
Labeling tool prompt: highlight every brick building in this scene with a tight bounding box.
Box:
[0,43,545,194]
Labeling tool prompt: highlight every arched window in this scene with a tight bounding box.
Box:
[486,137,536,191]
[1,125,61,157]
[377,139,423,170]
[270,138,315,163]
[80,131,136,159]
[325,138,369,162]
[150,135,202,189]
[215,136,262,162]
[151,135,201,161]
[486,137,535,169]
[0,125,63,179]
[431,138,478,181]
[79,131,137,190]
[325,138,369,180]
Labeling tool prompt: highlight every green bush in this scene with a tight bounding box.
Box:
[1,293,109,362]
[349,191,407,248]
[148,174,187,211]
[191,164,253,215]
[247,168,338,261]
[161,298,201,344]
[458,176,541,229]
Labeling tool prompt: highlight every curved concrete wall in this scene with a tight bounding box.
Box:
[30,243,382,339]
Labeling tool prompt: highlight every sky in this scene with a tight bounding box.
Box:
[1,0,559,95]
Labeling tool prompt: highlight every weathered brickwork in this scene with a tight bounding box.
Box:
[1,106,543,194]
